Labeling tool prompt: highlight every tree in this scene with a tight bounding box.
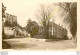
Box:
[2,3,6,18]
[35,4,54,39]
[2,3,6,39]
[57,2,77,43]
[26,19,39,37]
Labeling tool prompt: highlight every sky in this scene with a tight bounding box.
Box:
[2,0,72,37]
[2,0,64,27]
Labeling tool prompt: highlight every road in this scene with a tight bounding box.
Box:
[3,37,76,50]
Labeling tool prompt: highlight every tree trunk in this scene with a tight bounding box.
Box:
[72,35,77,44]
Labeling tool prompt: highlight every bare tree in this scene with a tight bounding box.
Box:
[35,4,54,39]
[57,2,77,43]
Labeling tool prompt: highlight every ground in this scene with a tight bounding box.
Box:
[3,37,76,50]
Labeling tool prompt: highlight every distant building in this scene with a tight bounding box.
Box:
[4,27,15,38]
[2,3,29,39]
[4,26,28,38]
[5,13,17,27]
[2,5,28,38]
[22,28,28,37]
[49,22,67,39]
[34,22,68,39]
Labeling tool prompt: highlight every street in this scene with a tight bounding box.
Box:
[3,37,76,50]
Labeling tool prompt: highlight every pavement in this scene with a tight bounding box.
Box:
[3,37,77,50]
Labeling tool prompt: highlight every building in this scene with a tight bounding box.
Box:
[4,13,17,38]
[4,27,15,38]
[4,13,27,38]
[34,22,68,39]
[2,4,27,38]
[5,13,17,27]
[49,22,67,39]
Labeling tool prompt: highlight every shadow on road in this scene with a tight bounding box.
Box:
[2,40,11,49]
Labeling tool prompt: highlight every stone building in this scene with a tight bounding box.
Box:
[35,22,67,39]
[4,13,28,38]
[5,13,17,27]
[3,13,18,38]
[48,22,67,39]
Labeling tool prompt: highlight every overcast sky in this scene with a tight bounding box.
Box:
[2,0,64,27]
[2,0,72,36]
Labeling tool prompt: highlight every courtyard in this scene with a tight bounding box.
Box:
[3,37,76,50]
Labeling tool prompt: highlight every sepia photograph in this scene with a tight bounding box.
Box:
[2,0,77,50]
